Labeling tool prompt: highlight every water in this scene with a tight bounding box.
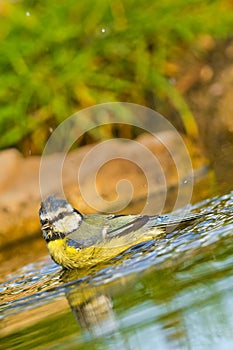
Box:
[1,191,233,349]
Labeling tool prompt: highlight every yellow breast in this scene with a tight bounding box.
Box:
[47,239,80,269]
[46,227,162,269]
[47,238,103,269]
[47,238,120,269]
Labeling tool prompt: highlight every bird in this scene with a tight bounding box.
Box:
[39,196,201,269]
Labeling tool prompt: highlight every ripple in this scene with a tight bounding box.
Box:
[1,191,232,323]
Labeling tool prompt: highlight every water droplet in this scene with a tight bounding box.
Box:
[26,11,30,17]
[49,127,53,133]
[101,28,106,33]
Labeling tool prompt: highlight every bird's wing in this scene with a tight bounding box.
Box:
[66,212,201,248]
[66,214,143,247]
[107,212,202,238]
[106,215,151,238]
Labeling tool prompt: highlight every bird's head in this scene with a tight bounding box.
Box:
[39,196,83,243]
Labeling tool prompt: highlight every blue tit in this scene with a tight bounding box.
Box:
[39,196,200,269]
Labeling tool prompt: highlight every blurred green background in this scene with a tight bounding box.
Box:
[0,0,233,154]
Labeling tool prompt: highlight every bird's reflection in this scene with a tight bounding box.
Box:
[60,268,122,337]
[69,290,117,337]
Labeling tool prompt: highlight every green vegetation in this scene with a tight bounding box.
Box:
[0,0,233,153]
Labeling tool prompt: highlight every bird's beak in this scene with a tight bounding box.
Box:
[41,223,53,241]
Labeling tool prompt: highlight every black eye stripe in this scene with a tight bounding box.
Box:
[51,211,71,223]
[41,209,82,225]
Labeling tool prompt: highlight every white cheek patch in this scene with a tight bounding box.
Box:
[53,212,82,233]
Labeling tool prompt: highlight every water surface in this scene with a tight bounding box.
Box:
[1,191,233,349]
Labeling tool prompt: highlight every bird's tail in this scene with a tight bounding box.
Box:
[159,212,202,233]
